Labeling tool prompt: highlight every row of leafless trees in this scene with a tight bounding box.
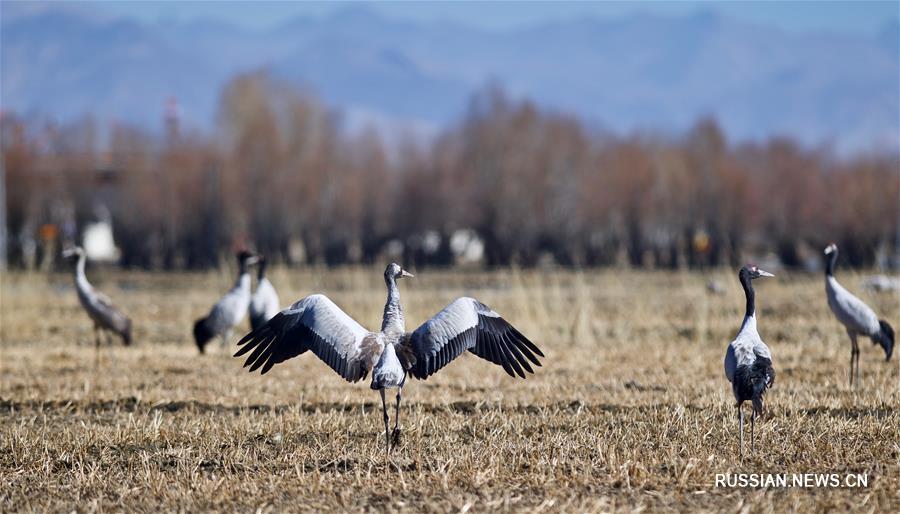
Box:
[3,72,899,270]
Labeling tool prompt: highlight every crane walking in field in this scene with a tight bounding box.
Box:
[724,265,775,459]
[235,263,544,458]
[62,246,132,353]
[249,255,280,330]
[193,250,259,354]
[823,243,894,387]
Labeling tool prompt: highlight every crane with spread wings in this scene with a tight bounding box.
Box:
[235,263,544,458]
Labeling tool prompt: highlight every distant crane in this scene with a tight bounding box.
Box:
[193,251,259,353]
[823,243,894,386]
[62,246,132,354]
[249,255,280,330]
[235,263,544,458]
[724,265,775,459]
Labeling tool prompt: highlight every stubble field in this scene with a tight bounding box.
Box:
[1,266,898,512]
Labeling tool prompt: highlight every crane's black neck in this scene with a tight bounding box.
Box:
[238,257,250,275]
[257,259,267,280]
[825,250,837,277]
[739,269,755,319]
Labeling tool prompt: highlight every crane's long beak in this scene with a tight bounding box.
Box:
[62,248,76,258]
[401,270,414,278]
[247,255,260,265]
[757,269,774,278]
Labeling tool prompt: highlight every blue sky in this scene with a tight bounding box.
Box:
[10,1,899,35]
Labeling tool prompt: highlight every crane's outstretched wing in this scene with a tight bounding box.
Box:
[234,294,380,381]
[400,297,543,380]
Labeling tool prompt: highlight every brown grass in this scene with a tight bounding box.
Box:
[1,267,898,512]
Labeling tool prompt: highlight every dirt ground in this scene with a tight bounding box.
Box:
[1,267,898,512]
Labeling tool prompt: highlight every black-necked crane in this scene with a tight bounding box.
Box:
[234,263,544,458]
[193,250,259,354]
[62,246,132,352]
[823,243,894,387]
[249,255,280,331]
[724,265,775,459]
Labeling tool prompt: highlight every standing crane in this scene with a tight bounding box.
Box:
[823,243,894,386]
[249,255,280,330]
[235,263,544,458]
[62,246,132,356]
[724,265,775,459]
[193,250,259,353]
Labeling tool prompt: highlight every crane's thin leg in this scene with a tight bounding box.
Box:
[93,324,102,367]
[848,330,859,388]
[391,387,402,448]
[751,410,755,454]
[102,329,110,362]
[847,330,853,387]
[739,405,744,461]
[222,329,233,351]
[380,388,390,460]
[104,330,116,363]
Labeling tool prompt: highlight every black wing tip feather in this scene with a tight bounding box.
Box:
[510,325,544,358]
[232,313,293,375]
[234,334,257,357]
[503,333,534,375]
[492,332,521,378]
[234,324,270,357]
[474,313,543,379]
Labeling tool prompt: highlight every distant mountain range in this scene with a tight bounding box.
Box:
[2,4,898,154]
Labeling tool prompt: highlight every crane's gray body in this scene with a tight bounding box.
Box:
[203,272,252,342]
[249,276,280,330]
[724,315,773,397]
[372,341,406,389]
[826,276,880,337]
[194,251,259,353]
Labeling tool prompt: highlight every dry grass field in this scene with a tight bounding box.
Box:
[1,266,898,512]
